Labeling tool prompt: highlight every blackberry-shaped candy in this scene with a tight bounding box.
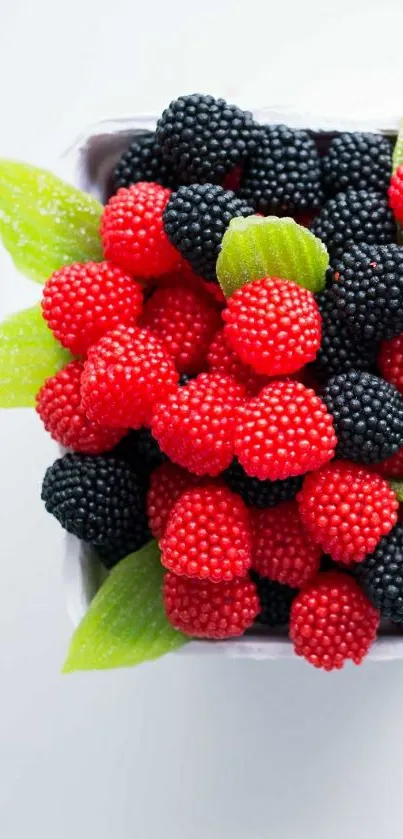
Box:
[238,124,323,215]
[311,190,395,259]
[163,184,253,282]
[223,458,302,508]
[251,571,297,628]
[41,454,150,565]
[322,370,403,464]
[313,290,378,377]
[356,523,403,623]
[110,427,166,479]
[322,132,392,196]
[328,244,403,341]
[113,133,178,192]
[156,93,263,184]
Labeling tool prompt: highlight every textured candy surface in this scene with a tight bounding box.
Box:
[36,360,126,453]
[101,182,178,276]
[290,571,380,670]
[298,461,398,563]
[141,285,220,373]
[81,326,178,429]
[151,372,245,476]
[234,380,337,480]
[163,572,260,638]
[223,276,322,375]
[252,500,322,587]
[161,484,252,582]
[42,261,143,356]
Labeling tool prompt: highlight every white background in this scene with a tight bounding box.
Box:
[2,1,403,836]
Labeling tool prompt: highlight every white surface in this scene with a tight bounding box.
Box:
[2,1,403,837]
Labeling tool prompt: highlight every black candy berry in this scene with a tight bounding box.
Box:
[328,243,403,341]
[322,132,393,196]
[113,133,178,191]
[223,458,303,508]
[311,190,396,259]
[110,428,166,479]
[156,93,263,184]
[356,523,403,623]
[251,571,297,628]
[163,184,254,282]
[41,453,150,565]
[313,289,378,378]
[238,124,323,215]
[322,370,403,464]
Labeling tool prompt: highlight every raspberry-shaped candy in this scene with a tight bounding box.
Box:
[378,333,403,395]
[252,500,322,587]
[81,326,178,429]
[298,461,398,563]
[322,371,403,464]
[100,182,178,277]
[140,285,220,374]
[207,329,269,396]
[41,261,143,356]
[234,380,337,480]
[222,276,321,376]
[151,372,245,476]
[163,573,260,639]
[290,571,380,670]
[36,360,126,453]
[357,523,403,622]
[41,453,150,565]
[147,462,200,540]
[161,483,252,582]
[388,164,403,226]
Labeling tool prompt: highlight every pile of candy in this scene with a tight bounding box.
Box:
[13,93,403,671]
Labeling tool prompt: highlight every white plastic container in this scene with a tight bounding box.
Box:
[61,110,403,660]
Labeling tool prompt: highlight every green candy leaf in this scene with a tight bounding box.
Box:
[0,304,71,408]
[0,160,103,284]
[63,541,189,673]
[392,119,403,172]
[390,480,403,502]
[216,215,329,297]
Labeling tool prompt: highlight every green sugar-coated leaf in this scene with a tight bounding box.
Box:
[216,215,329,297]
[63,541,189,673]
[390,480,403,502]
[392,119,403,172]
[0,304,71,407]
[0,160,103,284]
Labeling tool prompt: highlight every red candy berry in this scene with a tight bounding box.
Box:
[298,461,398,563]
[161,483,252,582]
[207,328,269,396]
[290,572,380,670]
[378,333,403,395]
[147,462,200,540]
[388,164,403,226]
[222,276,322,375]
[163,572,260,639]
[81,326,178,429]
[234,380,337,480]
[41,261,143,357]
[36,360,126,453]
[252,500,322,587]
[141,285,220,374]
[151,372,245,476]
[101,182,178,277]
